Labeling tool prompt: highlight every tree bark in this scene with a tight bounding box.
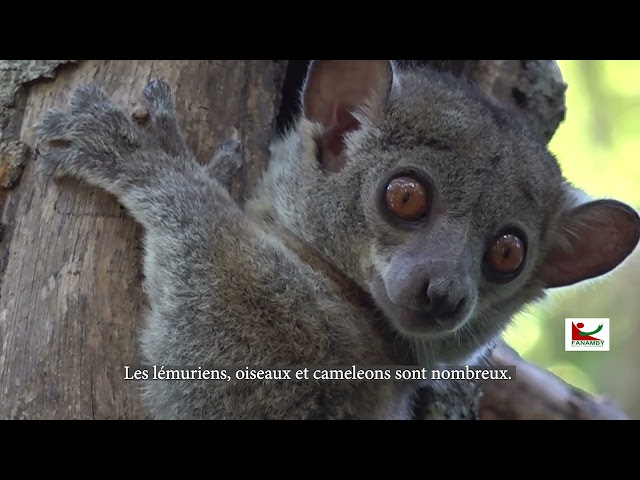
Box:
[0,60,628,420]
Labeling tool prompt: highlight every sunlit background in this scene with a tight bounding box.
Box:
[502,60,640,419]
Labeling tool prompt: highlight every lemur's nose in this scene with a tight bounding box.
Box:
[424,280,466,326]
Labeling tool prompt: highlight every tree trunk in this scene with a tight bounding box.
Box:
[0,60,627,420]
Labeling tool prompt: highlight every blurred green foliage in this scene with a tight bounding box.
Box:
[502,60,640,419]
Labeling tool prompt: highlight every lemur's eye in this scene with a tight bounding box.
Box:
[485,233,525,280]
[385,176,429,221]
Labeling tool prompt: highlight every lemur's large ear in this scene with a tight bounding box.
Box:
[302,60,395,172]
[538,187,640,288]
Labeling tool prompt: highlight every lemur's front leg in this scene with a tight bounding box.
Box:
[36,80,249,330]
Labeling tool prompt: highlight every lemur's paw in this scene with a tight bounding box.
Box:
[35,84,142,183]
[140,79,190,157]
[207,139,244,188]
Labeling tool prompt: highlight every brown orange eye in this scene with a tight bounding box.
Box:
[487,234,524,275]
[385,176,429,221]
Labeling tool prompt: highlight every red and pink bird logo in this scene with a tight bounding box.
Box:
[571,321,604,341]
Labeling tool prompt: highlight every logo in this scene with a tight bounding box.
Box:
[565,318,609,351]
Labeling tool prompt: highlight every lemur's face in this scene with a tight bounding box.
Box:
[360,147,562,364]
[353,76,566,362]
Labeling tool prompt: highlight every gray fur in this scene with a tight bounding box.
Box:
[34,64,640,420]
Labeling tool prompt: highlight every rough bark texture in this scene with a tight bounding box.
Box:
[0,59,627,420]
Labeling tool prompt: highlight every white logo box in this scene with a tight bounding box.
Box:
[565,318,610,352]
